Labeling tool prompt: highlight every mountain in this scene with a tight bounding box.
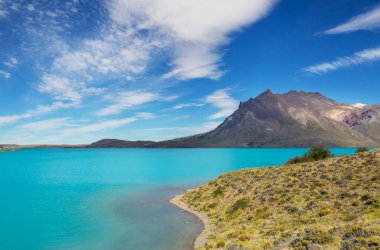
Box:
[88,90,380,148]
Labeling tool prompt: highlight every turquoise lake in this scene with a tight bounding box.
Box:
[0,148,356,250]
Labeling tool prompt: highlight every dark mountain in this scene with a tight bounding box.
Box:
[88,90,380,148]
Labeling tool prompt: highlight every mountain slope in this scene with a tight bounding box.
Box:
[89,90,380,148]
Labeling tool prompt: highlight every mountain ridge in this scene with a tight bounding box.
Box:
[87,90,380,148]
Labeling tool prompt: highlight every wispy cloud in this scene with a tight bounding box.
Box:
[19,117,72,132]
[25,4,34,12]
[136,121,220,141]
[173,103,205,110]
[151,121,220,134]
[0,69,10,78]
[303,46,380,74]
[38,74,104,105]
[97,91,176,116]
[205,88,238,120]
[4,57,18,67]
[66,113,153,133]
[0,102,75,125]
[109,0,278,80]
[324,4,380,34]
[0,10,6,17]
[0,0,9,18]
[44,112,154,141]
[52,26,165,79]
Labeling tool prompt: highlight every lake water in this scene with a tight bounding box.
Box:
[0,148,356,249]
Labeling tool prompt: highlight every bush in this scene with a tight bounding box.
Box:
[286,156,308,165]
[227,197,250,215]
[286,146,333,165]
[216,240,225,248]
[291,229,333,249]
[342,226,373,239]
[305,146,333,161]
[355,147,369,153]
[212,186,224,197]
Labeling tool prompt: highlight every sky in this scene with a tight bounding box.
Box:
[0,0,379,144]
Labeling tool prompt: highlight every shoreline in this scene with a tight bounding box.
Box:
[170,191,212,250]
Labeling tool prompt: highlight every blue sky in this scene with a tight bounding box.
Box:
[0,0,379,144]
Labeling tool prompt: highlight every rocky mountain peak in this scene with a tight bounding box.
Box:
[89,90,380,148]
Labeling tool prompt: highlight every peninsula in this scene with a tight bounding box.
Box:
[171,149,380,249]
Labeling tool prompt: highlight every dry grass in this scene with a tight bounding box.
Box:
[180,150,380,250]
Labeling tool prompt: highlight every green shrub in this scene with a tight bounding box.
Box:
[254,207,272,219]
[286,146,333,165]
[216,240,225,248]
[291,229,333,249]
[238,234,250,241]
[227,197,250,215]
[305,146,333,161]
[351,200,360,206]
[286,156,307,165]
[212,186,224,197]
[356,147,369,153]
[343,226,373,239]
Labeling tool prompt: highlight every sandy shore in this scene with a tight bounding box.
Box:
[170,191,213,249]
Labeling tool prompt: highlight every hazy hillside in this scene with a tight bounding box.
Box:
[178,150,380,249]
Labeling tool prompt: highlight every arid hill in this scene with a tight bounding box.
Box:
[177,150,380,249]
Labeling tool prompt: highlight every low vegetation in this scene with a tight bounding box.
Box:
[356,147,370,154]
[286,146,333,165]
[180,149,380,249]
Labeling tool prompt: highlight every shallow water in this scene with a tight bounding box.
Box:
[0,148,355,249]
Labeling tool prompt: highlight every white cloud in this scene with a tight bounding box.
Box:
[52,27,164,78]
[0,9,7,17]
[304,46,380,74]
[0,0,8,18]
[2,112,155,143]
[19,117,71,132]
[38,75,83,104]
[0,101,75,125]
[46,112,154,141]
[4,57,18,67]
[0,114,29,125]
[137,121,220,140]
[325,4,380,34]
[38,74,103,105]
[173,103,205,109]
[97,91,158,116]
[162,43,224,80]
[0,69,10,78]
[26,4,34,12]
[109,0,277,80]
[205,88,238,120]
[66,118,137,133]
[97,91,176,116]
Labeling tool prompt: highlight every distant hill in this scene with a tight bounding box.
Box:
[88,90,380,148]
[174,150,380,249]
[87,139,155,148]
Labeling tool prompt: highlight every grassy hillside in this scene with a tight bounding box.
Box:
[179,150,380,249]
